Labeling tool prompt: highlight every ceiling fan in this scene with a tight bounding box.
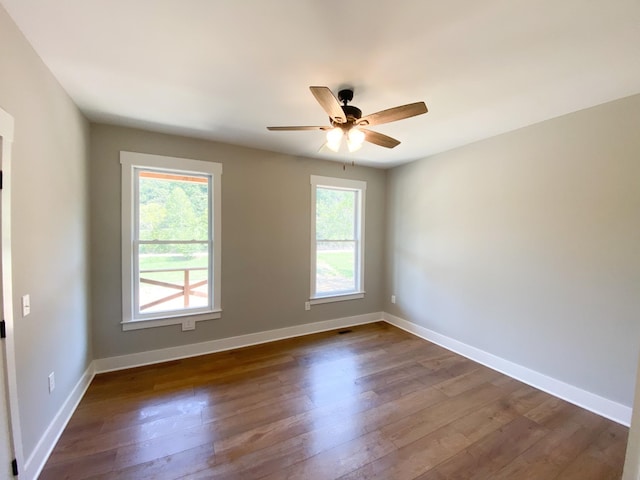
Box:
[267,86,428,152]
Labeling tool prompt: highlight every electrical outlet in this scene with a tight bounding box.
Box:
[391,295,396,304]
[48,372,55,393]
[304,301,311,311]
[22,294,31,317]
[182,319,196,331]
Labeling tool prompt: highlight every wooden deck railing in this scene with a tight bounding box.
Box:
[140,267,207,311]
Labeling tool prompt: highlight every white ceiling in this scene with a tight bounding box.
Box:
[2,0,639,168]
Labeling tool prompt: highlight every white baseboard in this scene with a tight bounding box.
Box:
[24,361,96,480]
[94,312,383,373]
[383,312,632,426]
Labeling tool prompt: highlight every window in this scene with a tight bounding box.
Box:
[310,175,366,304]
[121,151,222,330]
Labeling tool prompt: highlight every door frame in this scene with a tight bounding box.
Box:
[0,106,24,474]
[623,352,640,479]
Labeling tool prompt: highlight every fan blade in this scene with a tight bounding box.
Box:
[309,86,346,123]
[362,128,401,148]
[267,126,330,131]
[357,101,427,127]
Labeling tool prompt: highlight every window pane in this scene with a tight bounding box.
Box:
[316,188,356,241]
[138,170,209,241]
[138,243,209,314]
[316,241,356,294]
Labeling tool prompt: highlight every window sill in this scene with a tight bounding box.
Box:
[309,292,365,306]
[121,310,222,331]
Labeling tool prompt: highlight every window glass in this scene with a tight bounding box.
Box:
[315,188,357,295]
[136,171,210,315]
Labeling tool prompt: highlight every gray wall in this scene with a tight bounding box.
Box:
[0,5,91,460]
[90,124,386,359]
[385,94,640,406]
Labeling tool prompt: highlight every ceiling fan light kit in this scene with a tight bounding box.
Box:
[326,126,365,153]
[267,86,428,154]
[326,127,343,152]
[347,127,365,152]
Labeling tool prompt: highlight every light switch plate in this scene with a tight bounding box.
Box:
[22,294,31,317]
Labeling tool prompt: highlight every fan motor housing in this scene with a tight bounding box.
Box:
[341,105,362,121]
[333,88,362,125]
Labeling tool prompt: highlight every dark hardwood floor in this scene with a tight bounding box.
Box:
[39,322,628,479]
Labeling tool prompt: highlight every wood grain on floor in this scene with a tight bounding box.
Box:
[39,322,628,480]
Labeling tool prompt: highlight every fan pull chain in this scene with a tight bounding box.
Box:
[340,159,356,171]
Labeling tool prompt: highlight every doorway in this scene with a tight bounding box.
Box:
[0,107,23,477]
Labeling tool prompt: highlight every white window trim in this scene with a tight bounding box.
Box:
[310,175,366,305]
[120,151,222,331]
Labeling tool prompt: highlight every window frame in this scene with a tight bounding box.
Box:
[120,151,222,331]
[309,175,366,305]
